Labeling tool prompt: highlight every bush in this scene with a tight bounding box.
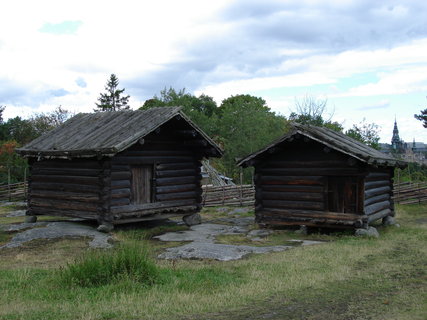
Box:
[59,242,159,287]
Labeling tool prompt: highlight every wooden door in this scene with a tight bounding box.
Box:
[131,166,153,205]
[327,177,361,213]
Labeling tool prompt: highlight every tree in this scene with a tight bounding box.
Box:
[0,106,73,183]
[414,108,427,128]
[95,74,130,112]
[216,94,288,182]
[345,118,381,149]
[140,87,218,134]
[289,94,343,132]
[0,106,4,123]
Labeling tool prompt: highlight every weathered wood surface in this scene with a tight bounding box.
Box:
[202,184,255,207]
[17,107,222,158]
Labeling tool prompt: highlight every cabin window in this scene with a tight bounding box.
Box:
[327,177,361,214]
[131,166,154,204]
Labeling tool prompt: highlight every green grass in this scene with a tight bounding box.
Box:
[58,241,159,288]
[0,204,426,319]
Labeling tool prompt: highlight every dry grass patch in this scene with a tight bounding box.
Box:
[0,204,426,320]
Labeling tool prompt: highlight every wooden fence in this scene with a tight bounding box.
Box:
[2,180,427,207]
[393,181,427,205]
[202,184,255,207]
[0,181,27,202]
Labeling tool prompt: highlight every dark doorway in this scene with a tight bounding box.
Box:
[327,177,361,213]
[131,166,153,205]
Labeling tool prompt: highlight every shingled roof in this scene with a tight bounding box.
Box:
[17,107,223,159]
[237,123,406,168]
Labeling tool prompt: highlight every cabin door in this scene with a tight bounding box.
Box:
[327,177,361,214]
[131,166,153,205]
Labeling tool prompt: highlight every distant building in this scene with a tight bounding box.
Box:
[380,120,427,164]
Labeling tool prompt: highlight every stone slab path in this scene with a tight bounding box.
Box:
[0,222,113,249]
[155,217,323,261]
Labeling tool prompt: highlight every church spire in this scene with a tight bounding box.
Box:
[391,119,402,151]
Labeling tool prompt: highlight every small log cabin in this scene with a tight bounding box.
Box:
[16,107,222,228]
[237,123,406,229]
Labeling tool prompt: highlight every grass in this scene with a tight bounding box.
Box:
[59,241,159,287]
[0,204,426,319]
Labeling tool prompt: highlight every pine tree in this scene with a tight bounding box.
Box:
[414,108,427,128]
[95,74,130,112]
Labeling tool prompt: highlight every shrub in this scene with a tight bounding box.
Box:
[59,241,159,287]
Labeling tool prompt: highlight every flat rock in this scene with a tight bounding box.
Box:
[214,216,254,226]
[0,222,113,249]
[158,242,292,261]
[6,210,26,217]
[1,222,48,232]
[154,223,248,243]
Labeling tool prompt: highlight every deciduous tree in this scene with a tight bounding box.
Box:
[345,118,380,149]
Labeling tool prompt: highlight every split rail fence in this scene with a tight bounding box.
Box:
[202,184,255,207]
[1,180,426,207]
[393,181,427,205]
[0,182,27,202]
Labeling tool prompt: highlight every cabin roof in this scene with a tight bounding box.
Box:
[17,107,223,159]
[237,123,407,168]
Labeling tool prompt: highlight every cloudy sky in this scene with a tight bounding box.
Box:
[1,0,427,143]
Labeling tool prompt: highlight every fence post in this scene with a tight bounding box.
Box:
[7,168,11,201]
[239,169,243,206]
[397,169,400,204]
[24,166,27,199]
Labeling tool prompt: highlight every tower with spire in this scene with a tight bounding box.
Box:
[391,119,403,152]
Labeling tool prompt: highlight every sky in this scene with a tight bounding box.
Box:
[1,0,427,143]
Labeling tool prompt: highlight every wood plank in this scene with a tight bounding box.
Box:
[31,167,100,176]
[111,171,131,180]
[30,207,98,219]
[33,160,100,169]
[111,200,196,214]
[156,176,197,186]
[260,208,364,221]
[367,208,391,223]
[263,199,324,210]
[365,172,390,181]
[156,184,196,194]
[156,162,197,170]
[260,185,323,193]
[261,191,324,201]
[365,180,390,190]
[30,182,100,193]
[111,188,131,199]
[31,175,99,185]
[156,191,198,201]
[156,168,197,178]
[364,193,390,206]
[260,167,361,176]
[30,190,99,202]
[113,156,194,164]
[30,198,99,212]
[111,180,131,189]
[263,160,350,168]
[260,176,325,186]
[365,200,390,215]
[365,186,391,199]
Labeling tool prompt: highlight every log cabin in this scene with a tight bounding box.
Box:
[16,107,222,229]
[237,123,406,229]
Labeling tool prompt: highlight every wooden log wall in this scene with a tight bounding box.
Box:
[363,169,393,221]
[253,139,366,227]
[28,158,103,220]
[110,133,204,219]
